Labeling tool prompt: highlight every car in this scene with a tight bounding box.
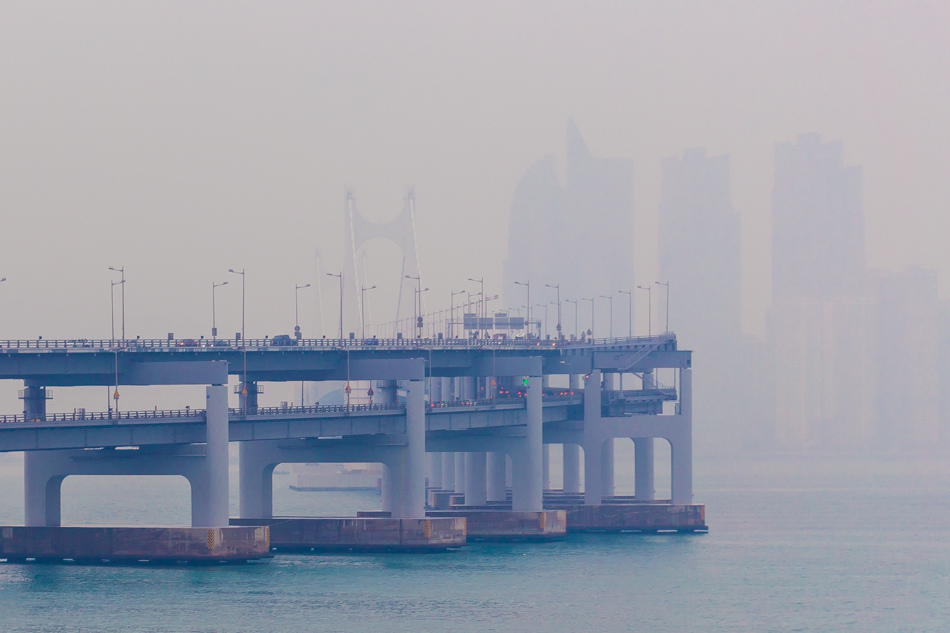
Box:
[270,334,296,346]
[176,339,198,347]
[362,337,379,346]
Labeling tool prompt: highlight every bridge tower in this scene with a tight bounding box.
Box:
[343,187,425,338]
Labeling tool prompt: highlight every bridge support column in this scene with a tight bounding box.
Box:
[634,439,655,501]
[427,452,443,489]
[441,452,456,491]
[454,453,466,494]
[486,452,507,502]
[601,439,615,499]
[512,374,542,512]
[193,384,229,527]
[671,368,693,505]
[584,370,604,505]
[464,452,487,506]
[402,378,426,518]
[23,385,58,527]
[381,464,394,513]
[24,453,63,527]
[563,444,581,493]
[239,380,259,414]
[542,445,551,491]
[239,442,276,519]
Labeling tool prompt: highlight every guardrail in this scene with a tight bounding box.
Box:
[234,403,405,416]
[0,395,586,425]
[0,333,675,352]
[0,408,201,424]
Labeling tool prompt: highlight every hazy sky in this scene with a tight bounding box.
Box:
[1,1,948,410]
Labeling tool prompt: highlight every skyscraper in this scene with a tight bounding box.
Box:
[770,134,873,447]
[658,149,742,450]
[504,119,634,338]
[772,133,865,300]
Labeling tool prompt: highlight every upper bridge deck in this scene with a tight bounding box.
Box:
[0,335,689,385]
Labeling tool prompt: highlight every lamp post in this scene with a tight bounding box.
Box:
[565,298,579,339]
[484,294,499,337]
[599,294,614,339]
[212,281,228,339]
[108,266,125,341]
[581,297,594,339]
[450,290,465,338]
[295,283,311,337]
[405,275,423,338]
[228,269,247,407]
[361,285,376,339]
[655,281,670,333]
[637,285,652,337]
[326,272,343,341]
[514,281,530,338]
[109,279,123,342]
[618,289,633,338]
[468,277,484,338]
[545,283,561,340]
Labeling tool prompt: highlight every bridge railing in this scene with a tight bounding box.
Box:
[0,394,583,426]
[0,408,202,424]
[234,403,405,416]
[0,333,675,352]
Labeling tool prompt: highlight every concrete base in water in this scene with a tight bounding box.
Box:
[426,509,566,541]
[557,504,707,533]
[231,517,466,552]
[0,526,271,564]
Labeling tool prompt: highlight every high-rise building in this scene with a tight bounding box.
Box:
[504,119,634,338]
[871,267,941,446]
[770,134,873,447]
[772,133,865,300]
[658,149,742,450]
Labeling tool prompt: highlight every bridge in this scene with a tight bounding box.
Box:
[0,333,701,562]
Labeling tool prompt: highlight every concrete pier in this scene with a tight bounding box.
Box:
[561,504,706,533]
[0,525,271,564]
[426,509,566,541]
[232,517,465,552]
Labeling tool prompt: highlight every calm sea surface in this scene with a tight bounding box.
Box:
[0,452,947,633]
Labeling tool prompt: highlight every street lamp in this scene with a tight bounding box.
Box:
[545,283,561,340]
[295,283,311,338]
[108,266,125,341]
[361,285,376,339]
[468,277,484,338]
[599,294,614,339]
[405,275,424,338]
[212,281,228,339]
[655,281,670,333]
[326,272,343,341]
[514,281,530,338]
[637,285,652,337]
[581,297,594,338]
[109,279,125,342]
[228,268,247,407]
[450,290,465,338]
[565,298,579,339]
[618,289,633,338]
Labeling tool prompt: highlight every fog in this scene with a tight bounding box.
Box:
[1,1,948,459]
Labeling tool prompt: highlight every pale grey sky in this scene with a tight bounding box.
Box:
[1,1,947,411]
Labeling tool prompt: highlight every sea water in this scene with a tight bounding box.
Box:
[0,452,947,633]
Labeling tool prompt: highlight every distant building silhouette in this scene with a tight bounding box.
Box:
[504,119,634,338]
[769,134,874,447]
[658,149,743,449]
[772,133,865,300]
[870,267,941,446]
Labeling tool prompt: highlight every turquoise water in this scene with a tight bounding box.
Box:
[1,453,948,632]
